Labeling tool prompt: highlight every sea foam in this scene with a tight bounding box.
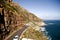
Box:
[39,27,52,40]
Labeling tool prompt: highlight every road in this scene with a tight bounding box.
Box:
[6,25,28,40]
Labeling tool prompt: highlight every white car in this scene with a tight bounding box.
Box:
[13,35,19,40]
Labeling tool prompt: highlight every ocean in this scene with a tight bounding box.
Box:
[43,20,60,40]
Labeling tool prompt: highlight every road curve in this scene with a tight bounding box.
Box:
[6,25,28,40]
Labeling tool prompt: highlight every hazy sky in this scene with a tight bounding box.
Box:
[13,0,60,20]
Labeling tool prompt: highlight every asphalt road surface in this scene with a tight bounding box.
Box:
[6,25,28,40]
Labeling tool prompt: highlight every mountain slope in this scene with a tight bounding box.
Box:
[0,0,46,40]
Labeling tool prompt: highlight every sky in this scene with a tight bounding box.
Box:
[13,0,60,20]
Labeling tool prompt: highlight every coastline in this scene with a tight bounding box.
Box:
[19,21,48,40]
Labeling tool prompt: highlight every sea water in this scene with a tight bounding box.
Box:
[43,20,60,40]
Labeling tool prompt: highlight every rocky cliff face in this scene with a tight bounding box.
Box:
[0,0,44,40]
[0,0,23,40]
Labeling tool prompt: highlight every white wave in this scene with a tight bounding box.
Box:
[40,27,46,31]
[40,27,52,40]
[48,23,54,25]
[43,23,47,26]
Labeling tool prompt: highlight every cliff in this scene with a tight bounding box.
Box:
[0,0,46,40]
